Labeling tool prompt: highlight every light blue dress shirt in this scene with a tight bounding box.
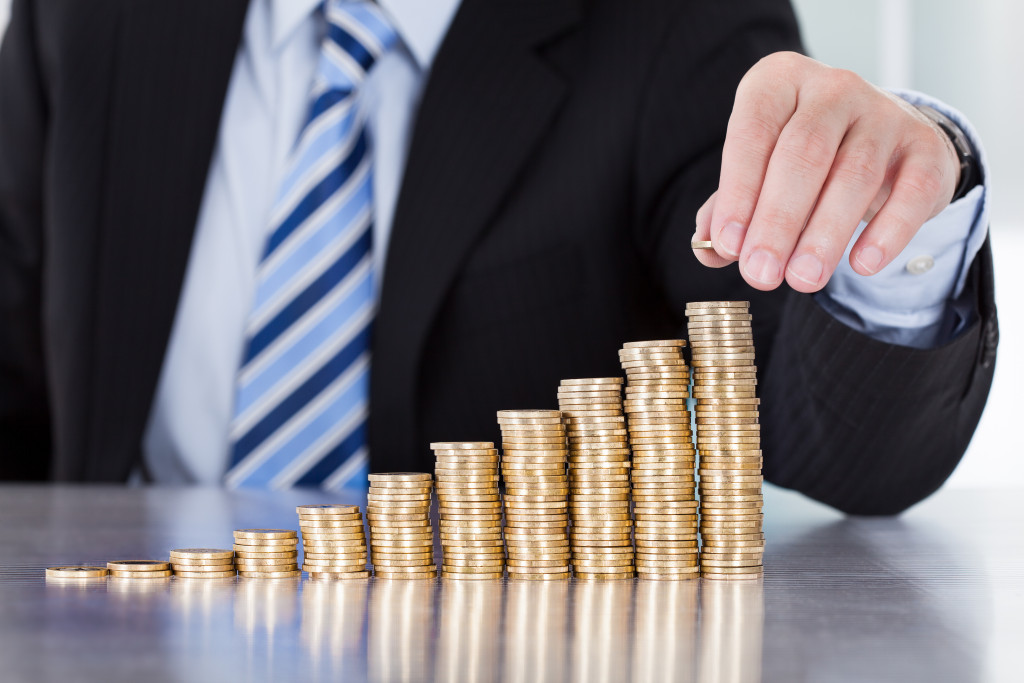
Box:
[143,0,989,484]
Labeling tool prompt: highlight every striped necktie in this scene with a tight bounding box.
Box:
[225,1,396,490]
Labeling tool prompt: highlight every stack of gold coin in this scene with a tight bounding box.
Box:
[168,549,236,578]
[619,340,700,580]
[44,566,109,580]
[298,504,370,579]
[366,473,437,579]
[497,410,570,580]
[685,301,764,580]
[431,442,505,580]
[106,560,172,579]
[557,378,634,580]
[233,530,300,578]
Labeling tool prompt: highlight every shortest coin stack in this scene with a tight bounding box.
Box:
[45,566,109,580]
[106,560,172,579]
[298,504,371,579]
[367,473,438,579]
[169,549,237,578]
[233,530,301,578]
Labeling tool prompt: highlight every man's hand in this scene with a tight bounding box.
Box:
[692,52,961,293]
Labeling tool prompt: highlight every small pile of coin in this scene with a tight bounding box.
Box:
[44,566,109,580]
[298,504,370,579]
[619,340,700,580]
[233,530,300,578]
[366,473,437,579]
[686,301,764,580]
[497,410,570,580]
[106,560,172,579]
[169,548,237,578]
[431,442,505,580]
[557,379,634,580]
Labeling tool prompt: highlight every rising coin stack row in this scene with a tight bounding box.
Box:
[366,473,438,579]
[431,442,505,579]
[233,529,300,578]
[686,301,764,580]
[298,504,370,579]
[619,340,700,579]
[497,410,571,580]
[558,378,634,580]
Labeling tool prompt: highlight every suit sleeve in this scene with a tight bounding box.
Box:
[632,0,998,515]
[0,0,52,479]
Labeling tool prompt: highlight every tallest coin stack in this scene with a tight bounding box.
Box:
[685,301,764,580]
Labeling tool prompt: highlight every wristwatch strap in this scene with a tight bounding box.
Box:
[914,104,979,202]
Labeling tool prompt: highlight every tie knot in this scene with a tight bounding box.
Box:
[320,0,398,91]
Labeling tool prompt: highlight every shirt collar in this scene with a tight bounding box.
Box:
[270,0,461,70]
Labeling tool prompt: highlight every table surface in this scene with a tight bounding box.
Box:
[0,483,1021,683]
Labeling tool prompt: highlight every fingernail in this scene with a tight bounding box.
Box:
[788,253,824,286]
[718,222,745,257]
[855,245,885,274]
[745,250,782,285]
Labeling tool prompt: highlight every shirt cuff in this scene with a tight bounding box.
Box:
[816,89,990,349]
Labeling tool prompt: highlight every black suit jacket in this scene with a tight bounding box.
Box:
[0,0,999,514]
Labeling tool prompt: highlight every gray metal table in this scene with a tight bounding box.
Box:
[0,483,1020,683]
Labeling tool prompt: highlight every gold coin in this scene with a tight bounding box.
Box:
[429,441,495,450]
[635,533,699,542]
[237,570,302,579]
[231,537,299,547]
[232,561,298,570]
[234,549,299,558]
[307,570,372,580]
[368,472,432,482]
[296,504,361,516]
[374,571,438,580]
[106,560,169,572]
[441,564,506,574]
[303,561,368,571]
[233,529,297,540]
[506,572,570,581]
[171,560,237,569]
[107,570,173,580]
[174,569,238,579]
[303,550,368,560]
[169,548,234,560]
[562,377,624,386]
[45,566,108,579]
[299,520,366,532]
[169,557,234,566]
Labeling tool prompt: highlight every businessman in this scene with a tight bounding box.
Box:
[0,0,996,514]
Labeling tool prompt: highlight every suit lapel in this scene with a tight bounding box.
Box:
[371,0,582,467]
[86,0,249,476]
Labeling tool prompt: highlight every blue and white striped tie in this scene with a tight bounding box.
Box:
[225,1,396,490]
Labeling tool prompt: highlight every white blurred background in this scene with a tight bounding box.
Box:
[0,0,1020,487]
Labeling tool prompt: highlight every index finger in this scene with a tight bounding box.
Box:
[709,60,799,260]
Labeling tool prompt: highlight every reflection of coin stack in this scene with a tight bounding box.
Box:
[697,579,765,683]
[572,579,633,681]
[686,301,764,580]
[366,473,437,579]
[619,340,699,579]
[436,578,501,682]
[557,379,634,580]
[106,560,172,579]
[298,504,370,579]
[504,580,569,683]
[169,548,237,578]
[431,442,505,580]
[497,410,570,580]
[233,530,300,578]
[633,579,699,683]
